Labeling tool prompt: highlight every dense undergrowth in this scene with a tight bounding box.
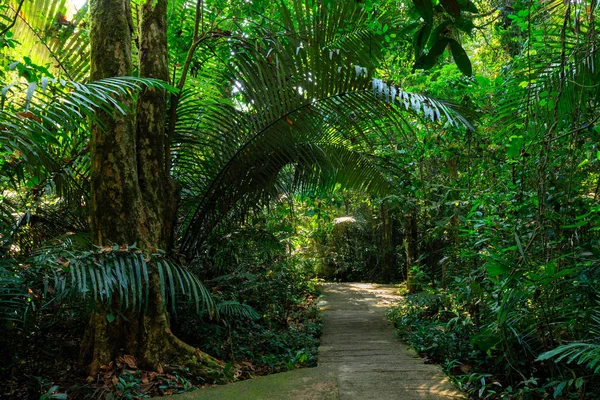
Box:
[2,0,600,399]
[389,267,600,399]
[0,246,321,399]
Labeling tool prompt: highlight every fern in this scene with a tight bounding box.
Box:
[537,343,600,374]
[537,306,600,374]
[0,259,29,327]
[216,300,260,321]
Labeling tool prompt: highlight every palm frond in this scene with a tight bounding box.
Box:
[6,0,90,80]
[35,246,215,317]
[0,259,29,328]
[492,0,599,154]
[537,343,600,374]
[216,300,260,321]
[172,0,472,255]
[0,76,175,224]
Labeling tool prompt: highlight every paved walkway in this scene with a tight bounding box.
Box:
[317,283,462,399]
[170,283,462,399]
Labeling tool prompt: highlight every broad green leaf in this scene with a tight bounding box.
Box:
[427,21,452,49]
[417,37,449,70]
[553,381,567,398]
[412,0,433,24]
[413,24,432,59]
[448,39,472,76]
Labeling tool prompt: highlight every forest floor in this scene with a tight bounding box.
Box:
[170,283,463,399]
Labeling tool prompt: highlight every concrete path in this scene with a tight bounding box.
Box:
[317,283,462,399]
[169,283,462,399]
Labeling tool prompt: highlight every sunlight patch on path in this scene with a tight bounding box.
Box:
[318,283,464,399]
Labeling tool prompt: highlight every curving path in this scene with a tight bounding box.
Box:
[171,283,463,399]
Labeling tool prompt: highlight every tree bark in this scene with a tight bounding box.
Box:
[404,210,418,293]
[379,201,395,281]
[82,0,222,378]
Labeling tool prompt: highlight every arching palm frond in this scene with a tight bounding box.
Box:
[172,0,473,255]
[493,0,599,150]
[216,300,260,321]
[537,304,600,374]
[6,0,90,80]
[34,246,215,317]
[0,76,175,251]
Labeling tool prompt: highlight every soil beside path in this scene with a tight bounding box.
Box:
[169,282,463,399]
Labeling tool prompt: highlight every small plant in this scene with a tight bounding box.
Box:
[39,385,67,400]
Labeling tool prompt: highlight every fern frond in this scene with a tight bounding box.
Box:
[216,300,260,321]
[537,343,600,374]
[0,259,29,327]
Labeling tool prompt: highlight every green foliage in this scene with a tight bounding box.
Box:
[175,249,322,375]
[2,0,600,399]
[33,244,215,316]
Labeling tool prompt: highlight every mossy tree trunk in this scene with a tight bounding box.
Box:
[81,0,221,378]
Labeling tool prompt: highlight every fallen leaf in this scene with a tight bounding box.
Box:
[100,364,111,371]
[123,354,137,369]
[139,382,154,393]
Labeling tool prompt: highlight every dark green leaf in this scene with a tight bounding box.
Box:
[427,21,452,49]
[413,24,432,59]
[448,39,472,76]
[416,37,449,70]
[440,0,461,18]
[412,0,433,24]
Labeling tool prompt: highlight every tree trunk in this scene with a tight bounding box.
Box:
[404,210,418,293]
[380,202,395,281]
[81,0,222,378]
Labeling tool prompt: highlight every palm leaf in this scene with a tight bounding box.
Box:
[6,0,90,80]
[173,0,472,255]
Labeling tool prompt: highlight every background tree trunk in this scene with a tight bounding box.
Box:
[404,210,418,293]
[81,0,221,378]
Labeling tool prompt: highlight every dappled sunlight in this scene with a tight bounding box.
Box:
[318,283,465,399]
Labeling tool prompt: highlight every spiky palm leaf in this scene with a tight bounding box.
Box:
[0,76,174,248]
[0,258,29,327]
[216,300,260,321]
[492,0,599,156]
[537,305,600,374]
[33,245,215,316]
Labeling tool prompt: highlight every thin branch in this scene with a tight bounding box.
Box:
[0,0,25,37]
[9,4,74,80]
